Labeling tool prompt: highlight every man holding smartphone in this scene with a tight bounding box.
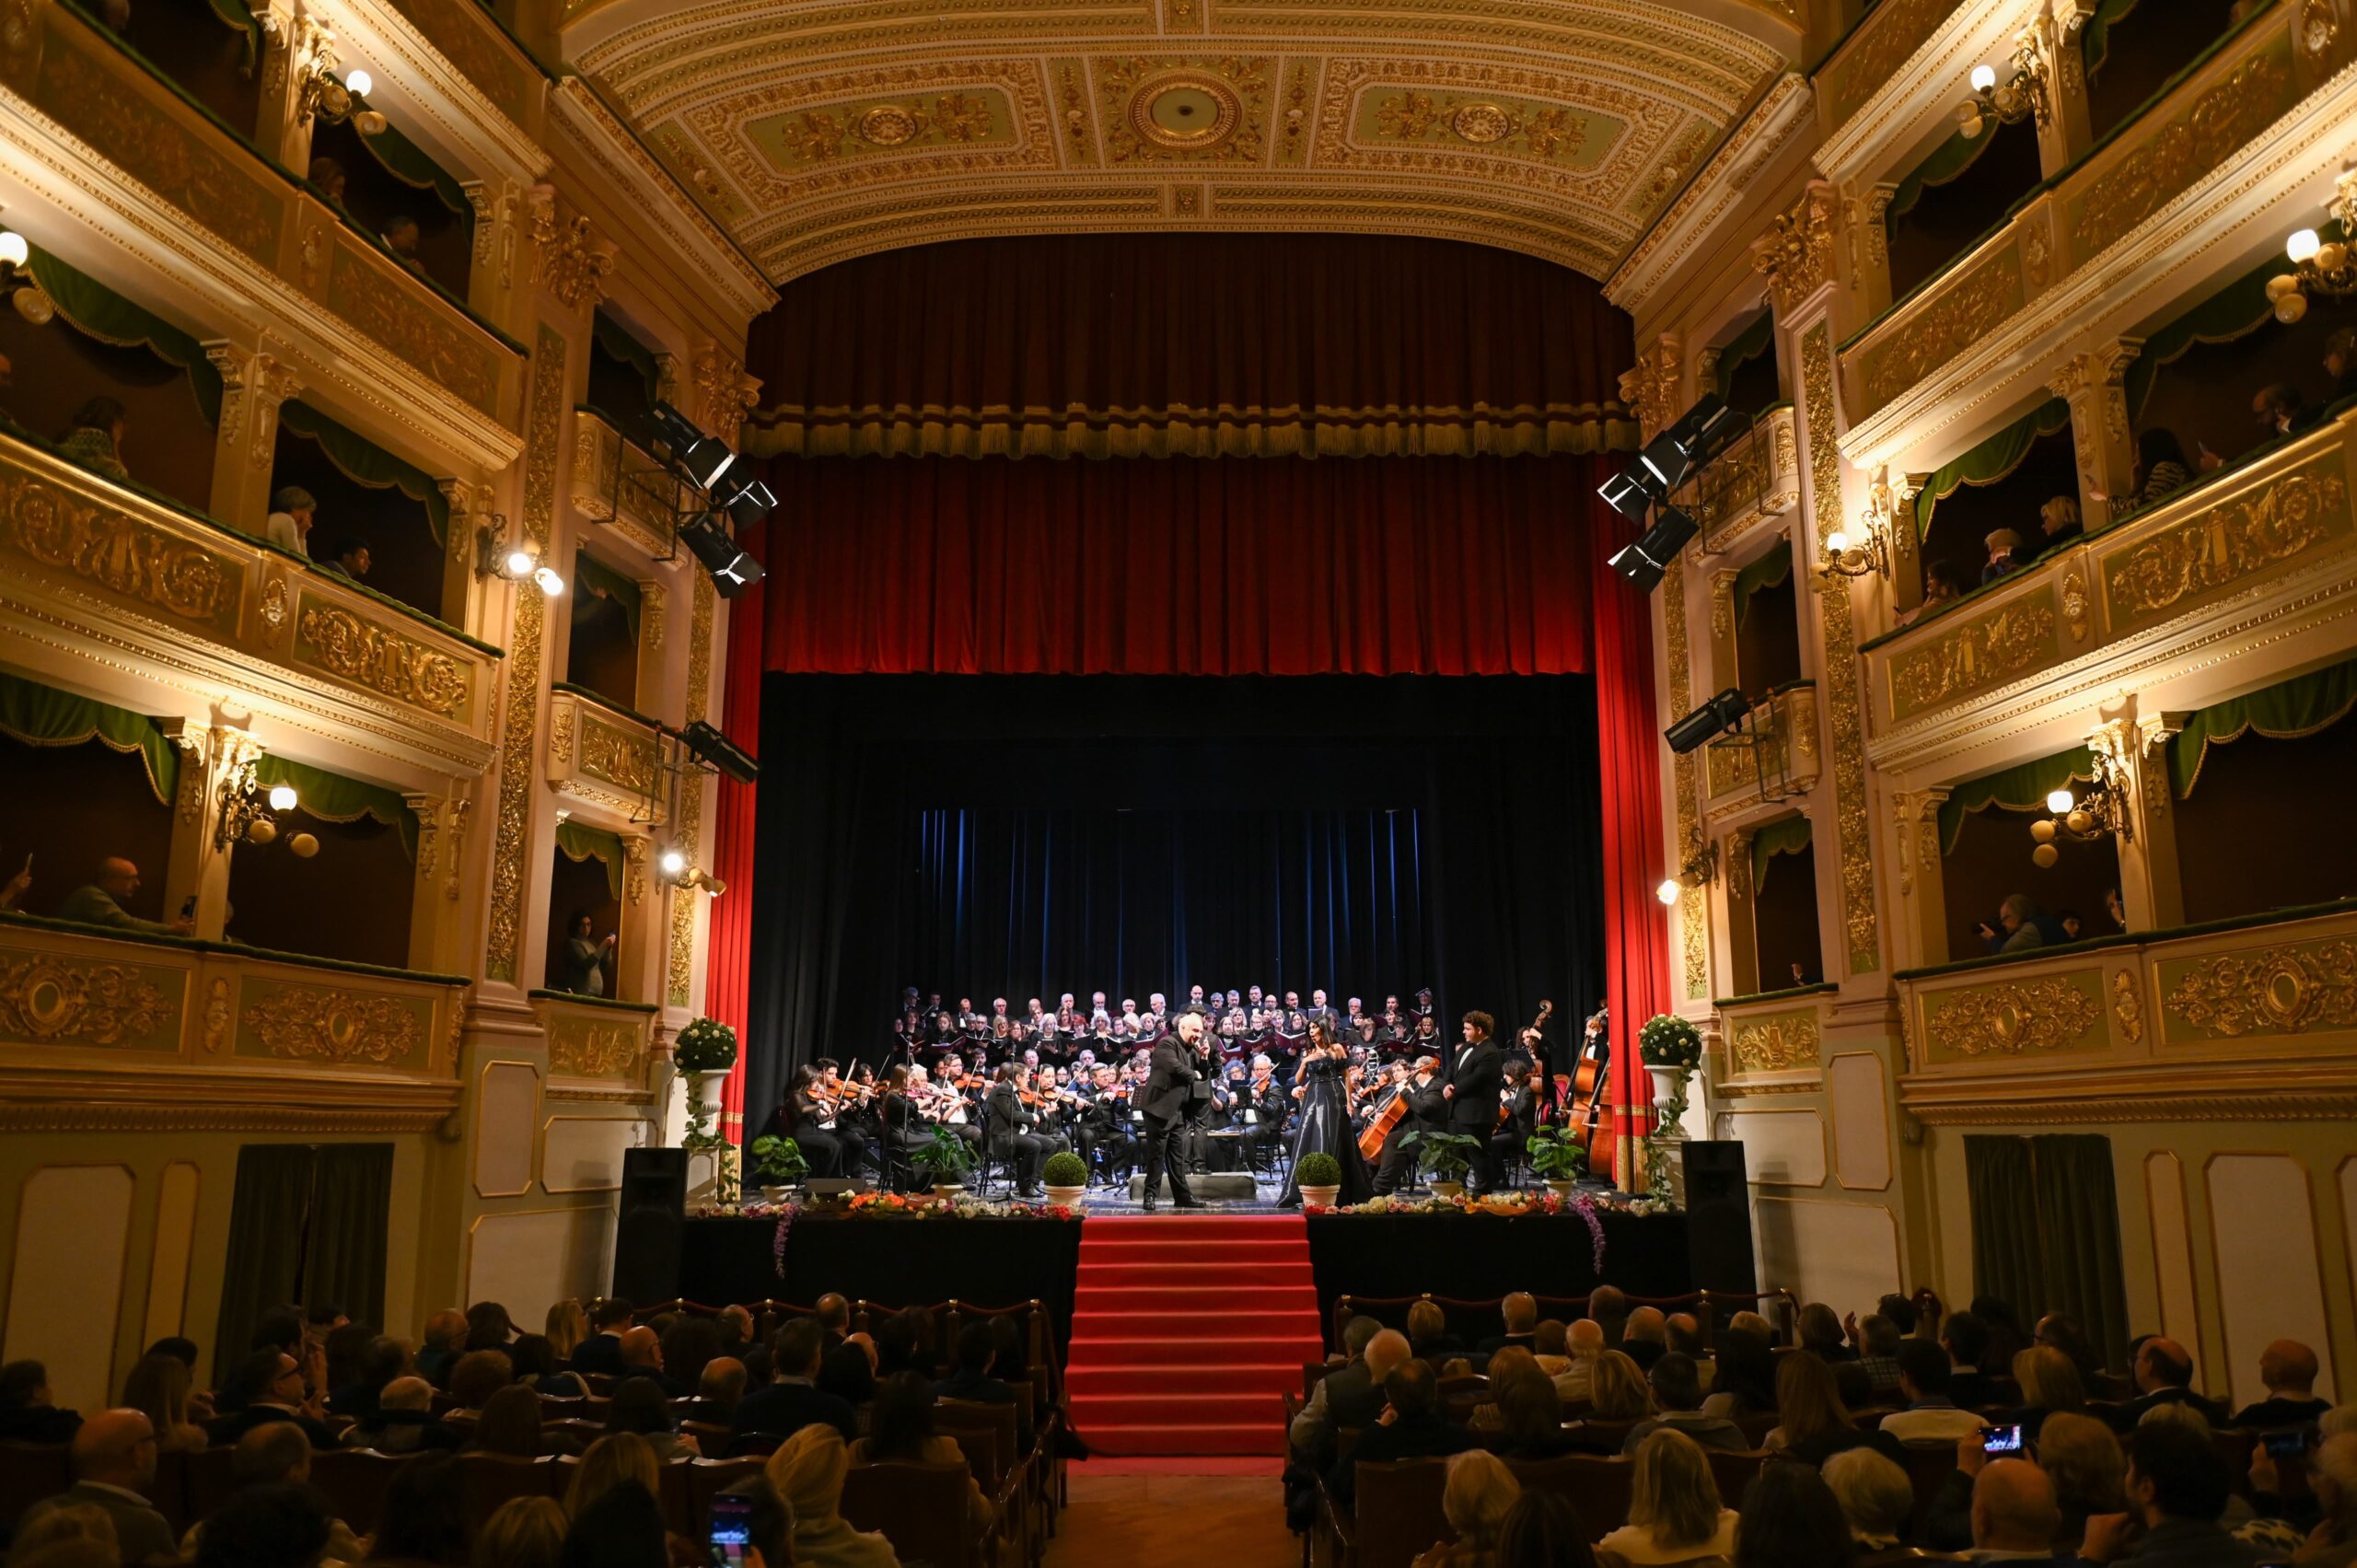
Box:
[704,1475,790,1567]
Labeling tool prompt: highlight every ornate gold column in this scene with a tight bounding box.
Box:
[1721,829,1760,998]
[2042,1,2100,169]
[254,9,331,180]
[2093,708,2188,932]
[403,789,473,974]
[1890,788,1953,969]
[633,580,668,718]
[1662,553,1713,1008]
[1840,180,1898,327]
[436,478,495,634]
[2050,340,2142,528]
[616,830,656,1005]
[203,341,301,536]
[1708,568,1742,696]
[158,723,262,942]
[461,178,528,328]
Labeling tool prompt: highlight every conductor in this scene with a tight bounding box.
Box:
[1140,1008,1210,1211]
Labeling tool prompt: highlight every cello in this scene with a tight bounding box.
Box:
[1562,1005,1609,1158]
[1501,998,1552,1126]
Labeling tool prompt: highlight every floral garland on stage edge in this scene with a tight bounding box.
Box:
[1306,1189,1617,1273]
[685,1190,1083,1279]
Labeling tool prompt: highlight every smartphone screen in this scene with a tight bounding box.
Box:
[1981,1423,2025,1457]
[2264,1428,2312,1460]
[706,1493,753,1567]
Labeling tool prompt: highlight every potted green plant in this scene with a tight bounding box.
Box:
[1295,1151,1342,1207]
[1040,1151,1089,1209]
[1399,1130,1482,1199]
[1526,1125,1589,1200]
[909,1123,978,1198]
[670,1017,738,1130]
[747,1133,809,1202]
[1637,1014,1705,1202]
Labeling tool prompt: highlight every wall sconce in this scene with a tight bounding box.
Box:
[473,518,564,596]
[2029,764,2132,867]
[298,61,388,135]
[2269,177,2357,321]
[215,760,319,856]
[1956,30,2049,140]
[1823,472,1909,580]
[657,846,726,897]
[1656,833,1720,905]
[0,227,52,325]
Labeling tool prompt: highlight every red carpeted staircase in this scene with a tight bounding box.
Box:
[1065,1213,1325,1456]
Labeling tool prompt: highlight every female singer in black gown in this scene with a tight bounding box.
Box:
[1279,1020,1374,1207]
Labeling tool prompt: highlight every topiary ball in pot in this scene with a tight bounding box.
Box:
[1296,1152,1341,1187]
[1041,1152,1088,1187]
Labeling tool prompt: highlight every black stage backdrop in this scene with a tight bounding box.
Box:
[744,673,1604,1123]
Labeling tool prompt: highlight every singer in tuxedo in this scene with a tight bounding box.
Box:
[1140,1009,1209,1211]
[1441,1011,1505,1193]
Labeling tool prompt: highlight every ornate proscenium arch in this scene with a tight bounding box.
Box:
[565,0,1796,284]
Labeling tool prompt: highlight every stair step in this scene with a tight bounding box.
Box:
[1073,1422,1287,1456]
[1070,1336,1325,1367]
[1085,1215,1306,1241]
[1072,1310,1321,1340]
[1073,1283,1319,1306]
[1065,1364,1306,1398]
[1078,1259,1313,1285]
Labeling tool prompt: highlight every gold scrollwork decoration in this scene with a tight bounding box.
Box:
[203,975,233,1052]
[0,956,179,1047]
[549,1018,641,1076]
[4,473,236,623]
[1729,1015,1818,1074]
[241,984,425,1064]
[1927,978,2102,1056]
[296,604,470,717]
[2112,970,2143,1043]
[1889,601,2058,716]
[2164,941,2357,1038]
[2068,51,2293,261]
[580,719,658,794]
[2102,467,2348,632]
[1857,250,2022,412]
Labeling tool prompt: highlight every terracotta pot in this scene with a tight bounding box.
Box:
[1044,1184,1086,1209]
[1429,1179,1466,1200]
[1300,1184,1341,1207]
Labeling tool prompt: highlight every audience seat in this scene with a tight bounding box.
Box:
[2212,1428,2256,1497]
[454,1452,558,1532]
[1559,1454,1633,1536]
[686,1456,768,1530]
[1326,1457,1451,1568]
[182,1445,238,1524]
[843,1460,987,1568]
[0,1440,70,1525]
[1304,1361,1337,1398]
[1734,1411,1780,1446]
[655,1456,696,1537]
[1897,1442,1958,1539]
[308,1447,413,1534]
[680,1418,732,1452]
[1566,1417,1640,1455]
[1705,1446,1770,1504]
[1434,1375,1490,1423]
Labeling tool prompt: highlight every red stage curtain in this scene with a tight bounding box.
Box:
[743,234,1636,461]
[742,454,1593,677]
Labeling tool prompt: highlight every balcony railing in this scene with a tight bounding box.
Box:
[1704,681,1822,816]
[1693,405,1802,555]
[1816,0,1970,140]
[529,990,659,1098]
[0,912,467,1127]
[1859,411,2355,733]
[4,0,524,422]
[1893,897,2357,1123]
[1838,2,2327,424]
[1713,982,1839,1092]
[0,426,503,746]
[546,684,668,826]
[571,407,680,558]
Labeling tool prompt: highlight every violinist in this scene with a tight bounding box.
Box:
[807,1059,871,1179]
[1074,1064,1126,1181]
[1489,1059,1538,1181]
[985,1062,1066,1200]
[1370,1053,1446,1197]
[879,1064,935,1190]
[1242,1053,1286,1167]
[765,1063,849,1178]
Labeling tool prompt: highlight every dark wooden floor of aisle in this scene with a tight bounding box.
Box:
[1047,1459,1296,1568]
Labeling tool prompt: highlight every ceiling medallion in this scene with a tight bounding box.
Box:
[1449,103,1516,145]
[855,105,922,146]
[1128,70,1242,152]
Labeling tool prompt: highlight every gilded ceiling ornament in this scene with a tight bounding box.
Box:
[2112,970,2143,1043]
[2102,463,2349,633]
[296,604,470,718]
[242,983,424,1065]
[1927,977,2102,1056]
[2300,0,2340,62]
[526,186,618,314]
[1450,102,1519,145]
[858,105,922,145]
[1109,62,1259,158]
[1749,182,1837,314]
[2165,941,2357,1038]
[0,955,179,1048]
[1729,1014,1818,1074]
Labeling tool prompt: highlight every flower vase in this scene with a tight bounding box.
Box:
[1545,1178,1580,1200]
[1429,1179,1466,1200]
[681,1070,723,1125]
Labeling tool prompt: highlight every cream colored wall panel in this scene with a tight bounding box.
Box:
[2342,1160,2357,1361]
[1828,1053,1891,1191]
[1753,1196,1901,1313]
[2144,1153,2201,1372]
[475,1063,540,1198]
[543,1118,634,1194]
[466,1207,613,1330]
[1715,1109,1828,1188]
[2206,1155,2337,1409]
[3,1167,134,1411]
[141,1163,200,1346]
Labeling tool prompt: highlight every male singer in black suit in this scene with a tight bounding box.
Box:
[1140,1008,1209,1211]
[1442,1011,1505,1193]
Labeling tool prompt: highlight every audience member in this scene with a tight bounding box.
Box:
[605,1376,698,1459]
[1965,1458,2073,1566]
[849,1370,993,1538]
[319,536,373,583]
[330,1335,409,1416]
[1622,1351,1745,1455]
[2129,428,2194,509]
[873,1307,939,1379]
[1620,1307,1668,1372]
[1799,1303,1858,1363]
[53,859,192,936]
[1701,1326,1777,1418]
[2275,1432,2357,1568]
[2077,1421,2266,1564]
[701,1356,749,1416]
[2034,1411,2128,1553]
[1291,1327,1409,1467]
[59,397,129,482]
[1328,1361,1477,1507]
[2235,1340,2333,1428]
[1531,1319,1572,1377]
[209,1350,335,1447]
[1735,1460,1859,1567]
[10,1504,121,1560]
[712,1475,793,1568]
[765,1424,901,1567]
[1918,560,1965,617]
[2005,1344,2087,1440]
[1,1359,86,1443]
[178,1422,364,1563]
[658,1314,724,1395]
[2033,1312,2103,1387]
[1982,528,2024,583]
[612,1327,682,1398]
[463,1302,515,1357]
[2254,382,2316,440]
[1599,1428,1738,1564]
[447,1349,512,1413]
[346,1376,460,1453]
[1970,1297,2029,1371]
[264,486,320,562]
[544,1300,590,1365]
[1768,1348,1903,1465]
[1493,1366,1577,1460]
[1584,1350,1653,1424]
[509,1334,585,1400]
[1551,1319,1606,1406]
[116,1355,203,1454]
[17,1410,176,1567]
[2328,327,2357,401]
[554,1477,667,1568]
[470,1384,548,1457]
[366,1449,469,1564]
[734,1318,858,1445]
[1413,1449,1521,1568]
[570,1299,633,1376]
[1854,1314,1906,1401]
[1492,1491,1599,1568]
[935,1319,1028,1445]
[1409,1299,1467,1373]
[1586,1286,1629,1346]
[1823,1447,1915,1555]
[1471,1347,1540,1434]
[1664,1313,1713,1386]
[1479,1293,1539,1356]
[473,1496,567,1568]
[1979,897,2046,957]
[2034,496,2083,557]
[308,155,348,203]
[2106,1336,2228,1431]
[192,1484,330,1568]
[1881,1340,1987,1443]
[563,1433,659,1521]
[382,216,429,276]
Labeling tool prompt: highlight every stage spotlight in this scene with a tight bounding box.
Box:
[678,514,765,598]
[1666,687,1750,755]
[709,470,777,530]
[1607,505,1701,593]
[679,718,759,785]
[1598,466,1660,523]
[649,400,736,489]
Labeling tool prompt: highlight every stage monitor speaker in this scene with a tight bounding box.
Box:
[611,1147,688,1304]
[1680,1141,1757,1333]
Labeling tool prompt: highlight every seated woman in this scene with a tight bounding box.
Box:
[1763,1351,1904,1466]
[1734,1460,1859,1568]
[1492,1491,1602,1568]
[1597,1428,1739,1565]
[604,1376,699,1459]
[1820,1447,1916,1559]
[58,397,129,482]
[469,1384,549,1458]
[2001,1344,2086,1442]
[1408,1299,1468,1376]
[847,1370,993,1539]
[507,1334,585,1400]
[1469,1346,1538,1434]
[1490,1368,1576,1461]
[1701,1327,1778,1420]
[764,1423,902,1567]
[1412,1449,1522,1568]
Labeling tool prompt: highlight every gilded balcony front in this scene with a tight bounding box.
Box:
[1703,681,1823,818]
[1860,412,2356,738]
[1696,404,1803,555]
[570,407,679,558]
[546,685,669,826]
[529,990,660,1101]
[0,913,467,1129]
[1714,983,1838,1092]
[0,428,504,759]
[1894,898,2357,1123]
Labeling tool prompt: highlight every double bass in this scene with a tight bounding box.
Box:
[1562,1005,1609,1158]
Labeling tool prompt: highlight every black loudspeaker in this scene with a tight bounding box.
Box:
[1680,1141,1757,1323]
[611,1147,688,1304]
